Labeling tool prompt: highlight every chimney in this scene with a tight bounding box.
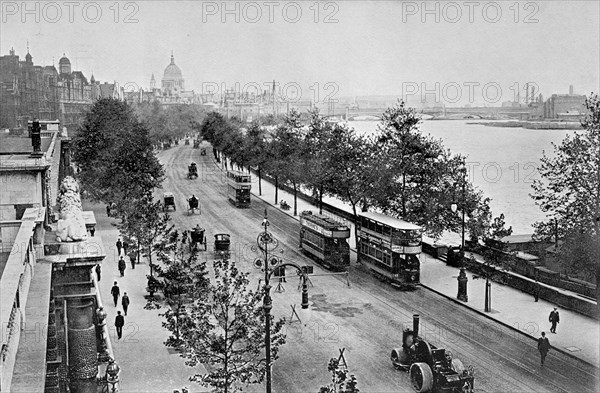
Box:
[569,85,574,95]
[413,314,420,338]
[30,119,42,156]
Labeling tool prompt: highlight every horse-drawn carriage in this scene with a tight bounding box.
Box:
[162,192,176,212]
[193,139,200,149]
[200,148,206,156]
[189,225,207,251]
[187,195,200,215]
[214,233,231,258]
[188,162,198,180]
[185,138,190,145]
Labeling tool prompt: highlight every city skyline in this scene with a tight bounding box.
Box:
[1,1,599,106]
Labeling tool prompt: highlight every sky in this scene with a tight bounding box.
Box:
[1,0,599,106]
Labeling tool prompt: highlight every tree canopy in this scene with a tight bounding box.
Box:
[72,98,164,204]
[531,93,600,285]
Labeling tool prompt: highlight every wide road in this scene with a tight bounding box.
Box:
[157,142,599,393]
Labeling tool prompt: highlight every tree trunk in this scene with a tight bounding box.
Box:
[258,168,262,196]
[319,185,324,215]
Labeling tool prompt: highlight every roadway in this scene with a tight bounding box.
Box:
[156,142,598,393]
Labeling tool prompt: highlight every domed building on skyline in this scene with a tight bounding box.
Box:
[161,52,185,95]
[144,51,199,105]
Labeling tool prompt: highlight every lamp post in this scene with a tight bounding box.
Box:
[452,166,468,302]
[255,209,308,393]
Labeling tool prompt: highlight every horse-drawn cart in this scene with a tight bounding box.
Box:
[187,195,200,215]
[190,226,207,251]
[162,192,176,212]
[214,233,231,258]
[193,139,200,149]
[187,162,198,180]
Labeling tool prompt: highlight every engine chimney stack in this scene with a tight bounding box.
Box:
[413,314,419,338]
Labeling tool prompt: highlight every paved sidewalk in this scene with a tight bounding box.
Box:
[217,161,600,367]
[83,200,210,393]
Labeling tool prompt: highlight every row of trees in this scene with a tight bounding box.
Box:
[71,98,347,392]
[202,102,510,244]
[134,100,207,143]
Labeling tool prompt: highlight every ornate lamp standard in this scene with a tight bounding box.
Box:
[254,209,308,393]
[452,166,468,302]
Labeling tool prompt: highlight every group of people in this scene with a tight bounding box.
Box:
[537,307,560,367]
[116,238,137,276]
[110,281,131,340]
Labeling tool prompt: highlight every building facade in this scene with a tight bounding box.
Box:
[0,49,104,133]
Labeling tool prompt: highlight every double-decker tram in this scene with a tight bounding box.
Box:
[226,170,251,207]
[357,211,422,289]
[299,211,351,270]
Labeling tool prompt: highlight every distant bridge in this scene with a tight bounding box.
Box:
[324,106,533,121]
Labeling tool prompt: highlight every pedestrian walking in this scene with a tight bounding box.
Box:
[121,292,130,316]
[123,240,129,256]
[116,238,123,256]
[111,281,120,307]
[106,204,111,216]
[537,332,551,366]
[115,311,125,340]
[95,263,101,282]
[118,256,126,277]
[90,226,95,237]
[533,281,540,302]
[549,307,560,333]
[129,251,136,269]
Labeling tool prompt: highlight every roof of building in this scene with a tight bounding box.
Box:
[58,54,70,65]
[0,134,52,154]
[163,54,182,80]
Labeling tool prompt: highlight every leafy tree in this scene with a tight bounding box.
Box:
[146,229,209,345]
[324,122,375,242]
[72,98,164,204]
[269,110,305,215]
[115,195,172,296]
[245,122,270,195]
[318,358,359,393]
[173,258,286,393]
[531,94,600,289]
[303,109,335,214]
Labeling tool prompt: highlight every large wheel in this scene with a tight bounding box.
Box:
[391,348,409,369]
[451,358,465,374]
[410,362,434,393]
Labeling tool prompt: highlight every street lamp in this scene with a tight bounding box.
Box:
[255,209,308,393]
[98,357,120,392]
[452,166,468,302]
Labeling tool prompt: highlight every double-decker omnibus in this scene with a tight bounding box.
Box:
[299,211,351,270]
[226,170,251,207]
[357,211,422,289]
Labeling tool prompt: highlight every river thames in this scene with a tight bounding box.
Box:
[348,120,574,235]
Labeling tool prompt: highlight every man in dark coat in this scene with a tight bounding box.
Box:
[129,251,136,269]
[116,238,123,256]
[115,311,125,340]
[118,256,126,277]
[121,292,130,316]
[549,307,560,333]
[95,264,101,282]
[537,332,550,366]
[123,240,129,256]
[111,281,120,307]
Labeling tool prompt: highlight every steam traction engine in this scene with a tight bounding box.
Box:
[391,314,475,393]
